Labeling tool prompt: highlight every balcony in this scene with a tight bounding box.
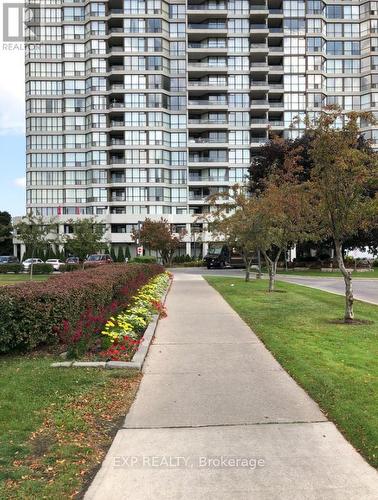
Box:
[110,158,124,164]
[188,42,227,49]
[189,136,227,144]
[187,2,226,10]
[188,118,227,125]
[188,22,226,30]
[188,99,228,107]
[189,155,228,163]
[188,80,227,88]
[109,102,124,109]
[189,174,229,182]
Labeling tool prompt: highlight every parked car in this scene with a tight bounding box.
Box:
[22,258,44,271]
[84,254,113,265]
[204,245,256,269]
[0,255,19,264]
[66,256,79,264]
[45,259,65,271]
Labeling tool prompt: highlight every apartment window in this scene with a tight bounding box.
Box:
[124,75,146,90]
[65,80,85,94]
[170,23,185,38]
[63,25,85,40]
[147,18,162,33]
[88,2,106,16]
[169,4,185,19]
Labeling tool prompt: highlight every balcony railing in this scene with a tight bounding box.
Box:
[189,137,227,143]
[188,80,226,87]
[188,118,228,124]
[188,100,227,106]
[189,175,229,182]
[187,3,226,10]
[188,42,227,49]
[188,23,226,29]
[251,138,267,143]
[189,157,228,163]
[188,62,227,68]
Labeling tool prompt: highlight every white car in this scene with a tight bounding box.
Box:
[22,258,44,271]
[46,259,65,271]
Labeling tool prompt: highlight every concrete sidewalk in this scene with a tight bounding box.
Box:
[85,274,378,500]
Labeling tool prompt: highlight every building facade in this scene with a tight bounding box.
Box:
[25,0,378,258]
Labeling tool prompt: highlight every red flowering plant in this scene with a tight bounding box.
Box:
[150,299,167,318]
[97,336,142,362]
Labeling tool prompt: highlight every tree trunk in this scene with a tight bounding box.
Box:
[30,247,34,281]
[243,256,250,282]
[335,240,354,321]
[268,264,275,292]
[256,249,262,279]
[262,252,275,292]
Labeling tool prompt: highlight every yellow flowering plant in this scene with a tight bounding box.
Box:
[100,272,170,344]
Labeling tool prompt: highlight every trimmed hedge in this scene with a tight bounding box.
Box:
[131,256,157,264]
[0,264,22,274]
[0,263,163,353]
[30,263,54,275]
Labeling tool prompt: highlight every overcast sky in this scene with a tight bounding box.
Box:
[0,0,27,217]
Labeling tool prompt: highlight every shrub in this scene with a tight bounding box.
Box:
[31,263,54,274]
[131,256,157,264]
[64,263,81,272]
[0,263,163,353]
[182,260,204,268]
[0,264,22,274]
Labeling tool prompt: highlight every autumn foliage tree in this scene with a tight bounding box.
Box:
[249,136,315,291]
[132,218,185,266]
[207,187,261,282]
[308,110,378,321]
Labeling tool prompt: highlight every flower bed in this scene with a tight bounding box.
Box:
[0,263,163,353]
[62,272,171,362]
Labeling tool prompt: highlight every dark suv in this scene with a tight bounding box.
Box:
[204,246,244,269]
[0,255,19,264]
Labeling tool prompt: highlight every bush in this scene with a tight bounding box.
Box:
[131,256,157,264]
[0,264,22,274]
[181,260,204,267]
[64,263,81,272]
[31,263,54,275]
[0,263,163,353]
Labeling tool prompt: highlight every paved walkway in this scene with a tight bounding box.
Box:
[86,274,378,500]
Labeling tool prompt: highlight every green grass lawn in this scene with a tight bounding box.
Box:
[0,275,49,286]
[206,276,378,467]
[0,357,140,498]
[276,268,378,278]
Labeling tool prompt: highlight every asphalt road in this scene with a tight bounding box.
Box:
[172,267,378,305]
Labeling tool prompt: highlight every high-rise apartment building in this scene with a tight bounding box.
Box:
[24,0,378,258]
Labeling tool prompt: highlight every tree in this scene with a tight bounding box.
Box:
[117,246,125,262]
[0,211,13,256]
[64,218,106,268]
[308,109,378,321]
[14,214,56,279]
[124,245,131,261]
[248,136,315,291]
[208,187,260,281]
[255,180,314,292]
[249,134,313,194]
[132,218,186,266]
[110,245,117,262]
